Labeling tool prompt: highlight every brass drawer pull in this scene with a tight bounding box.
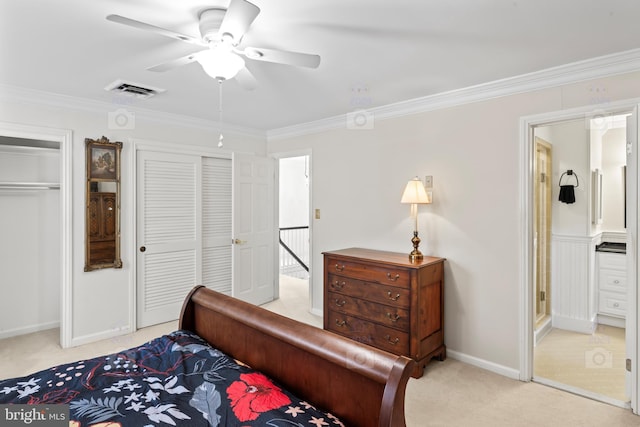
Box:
[335,319,347,327]
[387,273,400,282]
[387,291,401,301]
[335,299,346,307]
[335,264,345,271]
[386,312,400,322]
[332,280,345,290]
[384,335,399,345]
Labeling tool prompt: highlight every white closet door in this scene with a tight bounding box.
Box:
[137,151,201,328]
[202,157,232,294]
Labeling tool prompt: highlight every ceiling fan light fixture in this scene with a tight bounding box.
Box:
[221,32,236,44]
[196,48,245,80]
[244,48,263,59]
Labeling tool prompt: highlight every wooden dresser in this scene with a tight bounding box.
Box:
[323,248,446,378]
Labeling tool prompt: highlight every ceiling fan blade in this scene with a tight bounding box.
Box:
[218,0,260,43]
[235,67,258,90]
[106,14,205,46]
[146,52,201,72]
[242,47,321,68]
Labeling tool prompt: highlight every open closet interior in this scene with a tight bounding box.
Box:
[0,136,60,339]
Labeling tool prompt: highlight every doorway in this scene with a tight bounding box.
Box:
[276,154,312,311]
[0,122,72,348]
[523,106,636,410]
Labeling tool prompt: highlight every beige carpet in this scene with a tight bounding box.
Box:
[534,325,627,402]
[1,277,639,426]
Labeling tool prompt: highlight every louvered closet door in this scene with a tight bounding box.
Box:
[137,151,201,328]
[202,157,232,294]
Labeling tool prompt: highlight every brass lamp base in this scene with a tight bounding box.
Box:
[409,231,423,261]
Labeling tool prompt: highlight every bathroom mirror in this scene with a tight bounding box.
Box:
[84,136,122,271]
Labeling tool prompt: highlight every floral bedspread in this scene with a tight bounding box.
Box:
[0,330,345,427]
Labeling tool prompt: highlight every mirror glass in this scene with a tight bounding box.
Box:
[85,136,122,271]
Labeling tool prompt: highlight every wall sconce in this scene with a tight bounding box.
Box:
[401,176,432,261]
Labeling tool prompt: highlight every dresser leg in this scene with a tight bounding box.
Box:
[435,345,447,361]
[412,346,447,378]
[411,363,425,378]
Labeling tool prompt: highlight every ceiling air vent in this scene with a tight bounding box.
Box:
[104,79,166,99]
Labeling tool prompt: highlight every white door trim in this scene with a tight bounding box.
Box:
[626,109,639,410]
[0,121,72,348]
[519,98,640,411]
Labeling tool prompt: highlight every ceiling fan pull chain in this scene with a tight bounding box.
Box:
[218,79,224,148]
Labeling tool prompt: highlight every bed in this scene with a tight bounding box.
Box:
[0,285,415,426]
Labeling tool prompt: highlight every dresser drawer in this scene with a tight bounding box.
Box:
[599,290,626,317]
[598,269,626,292]
[327,291,410,330]
[325,256,410,288]
[327,273,411,308]
[327,310,410,354]
[598,252,626,270]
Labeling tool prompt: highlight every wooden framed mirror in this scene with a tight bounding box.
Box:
[84,136,122,271]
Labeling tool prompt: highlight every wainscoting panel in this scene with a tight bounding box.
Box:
[551,235,598,334]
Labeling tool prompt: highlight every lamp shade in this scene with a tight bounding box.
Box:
[196,48,245,80]
[401,177,430,204]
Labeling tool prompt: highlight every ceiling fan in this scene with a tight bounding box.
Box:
[106,0,321,89]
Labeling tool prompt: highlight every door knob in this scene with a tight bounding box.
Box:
[139,246,146,252]
[233,239,246,245]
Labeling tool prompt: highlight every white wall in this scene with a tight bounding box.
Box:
[268,70,640,372]
[546,120,590,236]
[601,127,626,231]
[0,96,266,345]
[279,156,309,228]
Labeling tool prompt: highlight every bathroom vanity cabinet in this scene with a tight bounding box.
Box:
[597,251,627,321]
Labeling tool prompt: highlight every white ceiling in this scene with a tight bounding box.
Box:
[2,0,640,133]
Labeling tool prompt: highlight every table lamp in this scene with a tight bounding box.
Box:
[401,177,432,261]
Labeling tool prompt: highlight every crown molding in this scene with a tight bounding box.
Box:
[5,47,640,143]
[267,48,640,141]
[0,84,265,140]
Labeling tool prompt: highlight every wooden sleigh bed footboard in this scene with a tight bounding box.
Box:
[180,286,416,427]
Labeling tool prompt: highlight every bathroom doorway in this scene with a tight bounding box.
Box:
[530,112,631,407]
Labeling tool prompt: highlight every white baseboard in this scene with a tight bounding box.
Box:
[597,314,626,329]
[534,317,553,347]
[447,349,520,380]
[309,307,323,317]
[70,325,132,348]
[552,314,596,334]
[0,321,59,340]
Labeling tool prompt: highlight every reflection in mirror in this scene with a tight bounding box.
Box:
[85,136,122,271]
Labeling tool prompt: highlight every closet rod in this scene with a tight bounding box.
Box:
[0,182,60,190]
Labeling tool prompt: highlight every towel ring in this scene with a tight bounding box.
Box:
[559,170,579,187]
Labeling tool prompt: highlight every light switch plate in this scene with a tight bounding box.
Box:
[424,175,433,188]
